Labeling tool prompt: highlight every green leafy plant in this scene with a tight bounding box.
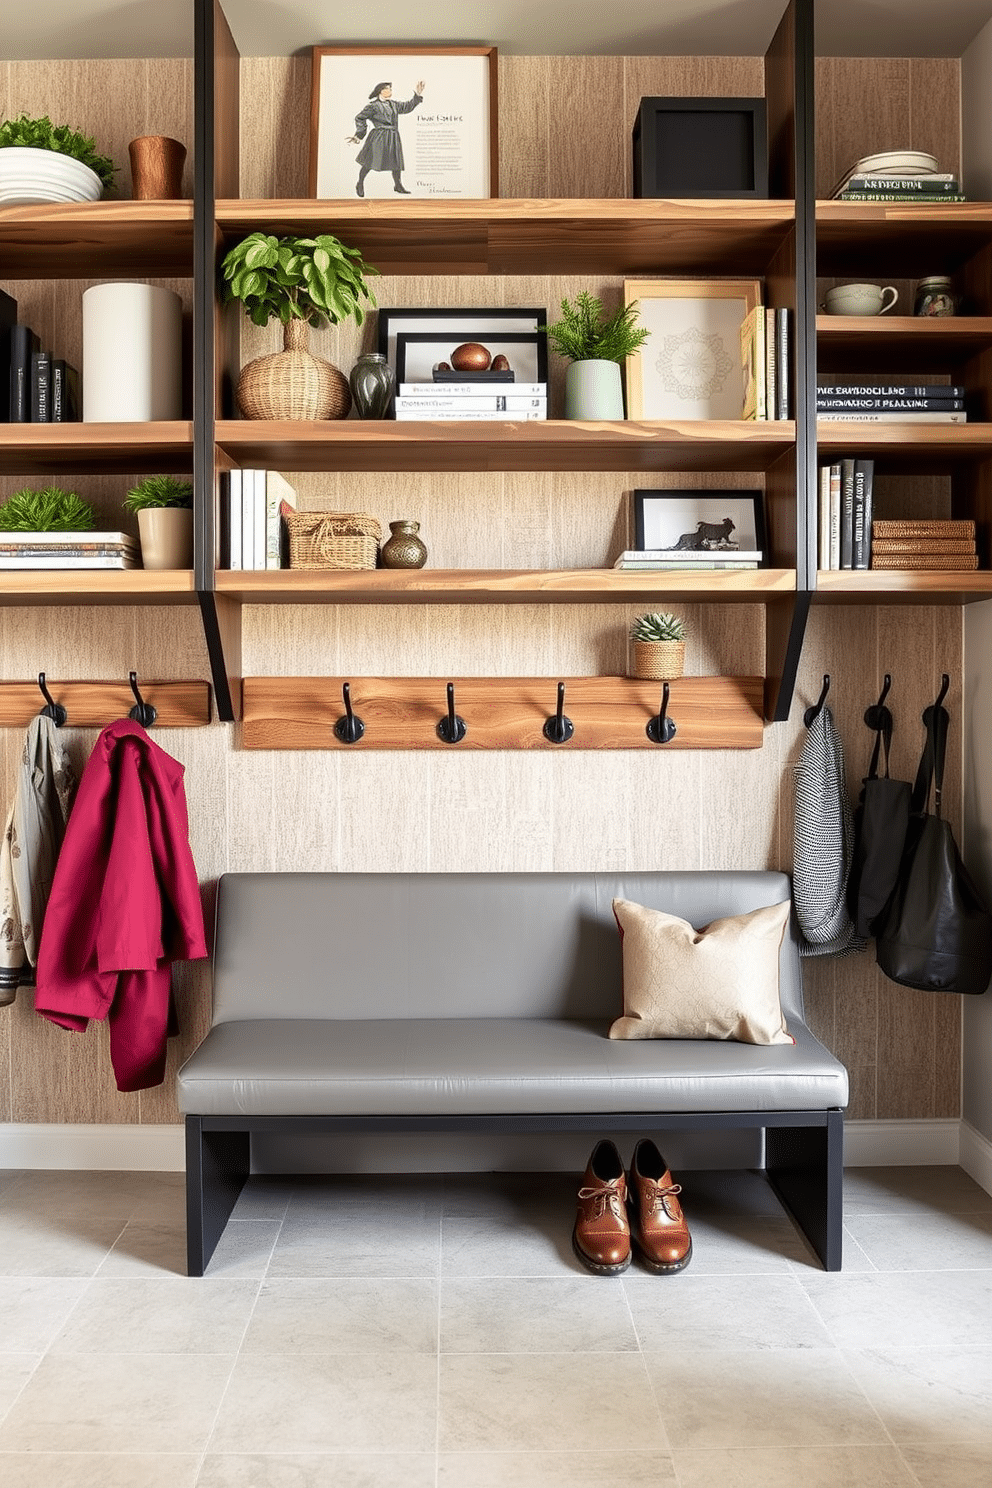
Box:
[630,611,687,643]
[0,485,97,532]
[220,232,378,329]
[542,292,650,364]
[123,475,193,512]
[0,113,116,191]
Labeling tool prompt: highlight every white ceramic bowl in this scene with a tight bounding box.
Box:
[0,146,103,204]
[853,149,939,176]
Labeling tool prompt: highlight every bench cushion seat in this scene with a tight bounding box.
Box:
[176,1016,849,1118]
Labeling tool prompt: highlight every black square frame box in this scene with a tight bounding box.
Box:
[633,97,768,199]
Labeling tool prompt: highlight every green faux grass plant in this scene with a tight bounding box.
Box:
[123,476,194,512]
[0,486,97,532]
[542,292,650,363]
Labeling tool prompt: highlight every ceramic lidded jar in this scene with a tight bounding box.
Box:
[349,352,395,418]
[381,520,428,569]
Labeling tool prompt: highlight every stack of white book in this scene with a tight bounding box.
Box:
[0,531,138,569]
[614,549,761,571]
[222,469,298,570]
[393,384,548,421]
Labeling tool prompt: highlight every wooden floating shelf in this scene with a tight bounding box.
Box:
[816,200,992,276]
[815,421,992,464]
[215,419,795,474]
[815,570,992,605]
[216,198,796,276]
[217,568,796,605]
[241,675,765,751]
[0,679,212,727]
[0,421,194,475]
[816,315,992,373]
[0,200,194,278]
[0,570,197,606]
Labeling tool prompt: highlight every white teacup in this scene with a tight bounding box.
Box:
[822,283,899,316]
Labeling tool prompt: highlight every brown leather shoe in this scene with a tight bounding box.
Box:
[573,1139,631,1275]
[627,1139,692,1274]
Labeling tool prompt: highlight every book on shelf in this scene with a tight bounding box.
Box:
[872,538,976,555]
[221,469,298,570]
[818,411,967,423]
[836,192,967,202]
[821,384,964,399]
[30,350,51,423]
[852,458,874,569]
[874,518,975,539]
[8,324,39,423]
[740,305,766,421]
[839,174,960,193]
[816,396,964,412]
[840,458,856,570]
[242,469,261,570]
[829,463,841,569]
[51,361,80,422]
[764,307,776,422]
[613,557,759,571]
[395,409,547,421]
[775,307,789,420]
[394,395,547,415]
[398,382,547,397]
[870,553,980,571]
[264,470,298,569]
[614,549,762,565]
[0,554,139,570]
[0,530,136,551]
[0,289,15,424]
[818,465,831,570]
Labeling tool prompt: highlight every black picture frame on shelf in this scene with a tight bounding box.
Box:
[378,308,546,376]
[632,489,767,563]
[632,97,768,199]
[395,330,548,387]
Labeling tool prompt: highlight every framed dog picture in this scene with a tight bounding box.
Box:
[632,490,766,561]
[310,46,499,200]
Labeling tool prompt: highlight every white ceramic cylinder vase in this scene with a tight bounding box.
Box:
[82,282,183,422]
[564,359,624,420]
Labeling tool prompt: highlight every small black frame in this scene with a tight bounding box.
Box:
[633,97,768,199]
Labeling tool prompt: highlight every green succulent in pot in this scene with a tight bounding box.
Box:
[220,232,379,420]
[124,476,194,571]
[0,485,96,532]
[630,611,687,680]
[0,113,116,194]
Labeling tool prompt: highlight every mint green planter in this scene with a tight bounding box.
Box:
[564,359,624,420]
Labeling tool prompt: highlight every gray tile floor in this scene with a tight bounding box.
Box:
[0,1164,991,1486]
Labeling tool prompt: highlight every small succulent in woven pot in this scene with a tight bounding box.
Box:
[221,232,378,421]
[630,611,687,680]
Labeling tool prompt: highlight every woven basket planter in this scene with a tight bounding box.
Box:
[237,319,352,421]
[285,511,382,571]
[632,640,686,680]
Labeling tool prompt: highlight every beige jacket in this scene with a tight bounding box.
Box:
[0,715,74,1005]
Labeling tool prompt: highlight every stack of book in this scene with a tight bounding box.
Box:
[221,468,298,569]
[393,385,547,421]
[740,306,791,420]
[870,519,978,571]
[0,531,138,570]
[2,291,79,423]
[614,549,761,573]
[818,458,875,570]
[817,383,966,424]
[830,153,965,203]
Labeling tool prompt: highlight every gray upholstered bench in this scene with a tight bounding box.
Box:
[177,870,848,1275]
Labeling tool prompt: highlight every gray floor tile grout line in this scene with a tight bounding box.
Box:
[190,1269,266,1484]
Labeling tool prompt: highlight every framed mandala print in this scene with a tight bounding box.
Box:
[622,278,762,420]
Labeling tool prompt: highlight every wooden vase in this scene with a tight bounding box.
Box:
[128,135,187,199]
[237,320,352,422]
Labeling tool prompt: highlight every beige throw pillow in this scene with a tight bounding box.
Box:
[609,898,793,1045]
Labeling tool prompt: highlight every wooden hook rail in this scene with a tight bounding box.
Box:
[241,676,765,751]
[0,679,213,728]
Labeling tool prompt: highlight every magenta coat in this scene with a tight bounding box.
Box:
[35,719,208,1092]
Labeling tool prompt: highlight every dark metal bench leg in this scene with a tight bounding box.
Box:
[765,1113,844,1271]
[185,1117,250,1276]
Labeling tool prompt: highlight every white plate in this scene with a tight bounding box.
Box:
[0,146,102,202]
[853,149,940,175]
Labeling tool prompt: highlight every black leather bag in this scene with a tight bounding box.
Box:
[847,699,911,939]
[875,696,992,996]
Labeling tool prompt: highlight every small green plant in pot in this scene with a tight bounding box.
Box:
[630,611,687,680]
[124,476,193,570]
[542,292,649,421]
[220,231,379,421]
[0,113,116,202]
[0,485,97,532]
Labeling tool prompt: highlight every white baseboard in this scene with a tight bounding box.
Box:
[0,1123,184,1171]
[959,1119,992,1195]
[0,1117,977,1177]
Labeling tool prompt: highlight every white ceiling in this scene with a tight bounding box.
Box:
[5,0,992,60]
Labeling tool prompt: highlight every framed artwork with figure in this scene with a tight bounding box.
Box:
[309,46,499,200]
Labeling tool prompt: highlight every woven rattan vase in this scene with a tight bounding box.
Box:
[236,319,352,421]
[632,640,686,680]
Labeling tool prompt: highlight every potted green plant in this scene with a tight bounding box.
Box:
[123,476,194,570]
[0,113,115,203]
[220,231,378,421]
[542,291,650,420]
[0,485,97,532]
[630,611,687,680]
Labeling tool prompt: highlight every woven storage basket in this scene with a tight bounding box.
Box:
[285,512,382,571]
[632,640,686,680]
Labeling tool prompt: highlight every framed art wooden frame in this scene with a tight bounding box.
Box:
[632,489,766,561]
[309,46,499,200]
[624,278,762,421]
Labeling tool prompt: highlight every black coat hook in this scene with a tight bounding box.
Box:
[333,682,365,744]
[646,680,677,744]
[864,674,892,733]
[934,673,950,710]
[37,672,67,728]
[543,681,574,744]
[804,673,830,727]
[127,671,157,729]
[436,682,466,744]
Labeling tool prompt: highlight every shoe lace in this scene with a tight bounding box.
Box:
[645,1182,683,1220]
[577,1181,626,1222]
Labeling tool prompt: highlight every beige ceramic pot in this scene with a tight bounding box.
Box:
[137,507,193,569]
[632,640,686,680]
[237,319,352,421]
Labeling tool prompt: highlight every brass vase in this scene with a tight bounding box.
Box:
[236,320,352,421]
[381,519,428,569]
